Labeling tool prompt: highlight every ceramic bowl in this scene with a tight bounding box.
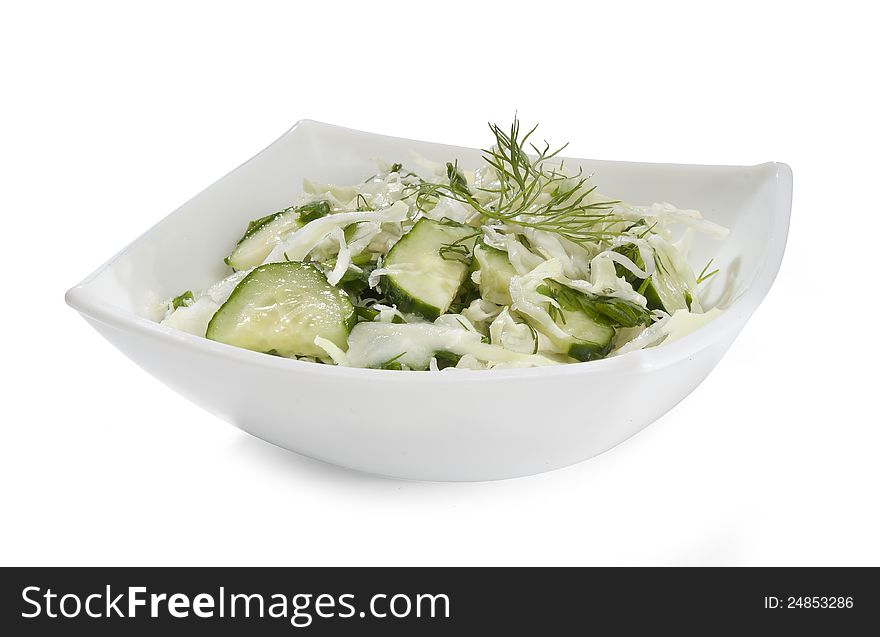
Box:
[66,120,791,480]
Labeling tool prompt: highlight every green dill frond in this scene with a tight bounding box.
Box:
[438,229,481,263]
[404,118,626,248]
[696,258,720,284]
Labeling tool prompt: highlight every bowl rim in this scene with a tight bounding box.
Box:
[65,119,792,382]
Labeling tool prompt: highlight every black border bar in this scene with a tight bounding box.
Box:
[1,567,876,634]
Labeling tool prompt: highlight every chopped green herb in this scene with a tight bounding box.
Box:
[355,306,380,321]
[539,279,652,328]
[171,291,194,309]
[438,230,481,263]
[378,351,407,370]
[433,350,462,370]
[297,200,331,223]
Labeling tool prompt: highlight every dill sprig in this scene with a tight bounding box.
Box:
[407,119,625,247]
[696,258,720,284]
[437,229,481,263]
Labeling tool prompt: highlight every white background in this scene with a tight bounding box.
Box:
[2,1,877,566]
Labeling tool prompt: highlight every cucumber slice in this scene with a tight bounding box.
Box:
[553,308,615,362]
[614,244,691,313]
[206,262,355,358]
[224,201,331,270]
[225,209,301,270]
[382,218,476,320]
[532,279,616,361]
[473,240,516,305]
[642,258,691,313]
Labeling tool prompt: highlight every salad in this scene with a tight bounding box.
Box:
[161,120,727,370]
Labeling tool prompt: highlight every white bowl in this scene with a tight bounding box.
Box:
[65,120,791,481]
